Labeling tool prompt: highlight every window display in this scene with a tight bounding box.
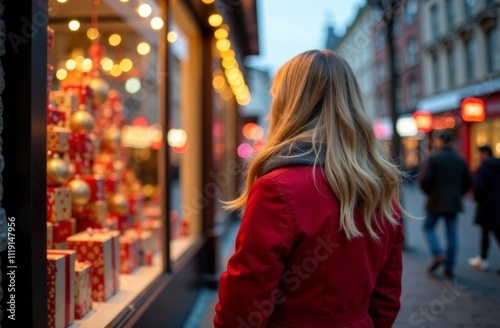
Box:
[46,0,164,326]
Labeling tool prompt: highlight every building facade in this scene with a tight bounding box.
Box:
[419,0,500,168]
[333,4,377,121]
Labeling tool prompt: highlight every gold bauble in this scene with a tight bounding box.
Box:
[89,78,110,108]
[70,110,95,133]
[47,156,71,186]
[102,127,121,150]
[68,178,91,206]
[109,193,129,215]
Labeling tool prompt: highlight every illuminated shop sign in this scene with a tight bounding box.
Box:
[461,97,485,122]
[412,111,433,132]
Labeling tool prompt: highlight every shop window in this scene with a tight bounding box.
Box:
[470,118,500,169]
[169,3,204,259]
[47,0,166,325]
[404,0,418,26]
[487,27,499,72]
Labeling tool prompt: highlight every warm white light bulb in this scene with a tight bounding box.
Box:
[138,4,152,17]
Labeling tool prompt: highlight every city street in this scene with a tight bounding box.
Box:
[185,183,500,328]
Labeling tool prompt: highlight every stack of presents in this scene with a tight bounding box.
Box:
[46,26,162,327]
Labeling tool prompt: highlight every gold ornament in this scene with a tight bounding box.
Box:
[102,127,121,150]
[89,78,110,107]
[68,177,91,206]
[70,110,95,133]
[47,155,71,186]
[109,193,129,215]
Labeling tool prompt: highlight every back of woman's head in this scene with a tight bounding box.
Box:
[227,49,404,240]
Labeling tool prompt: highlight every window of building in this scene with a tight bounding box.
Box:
[431,5,440,40]
[465,38,475,80]
[394,48,403,73]
[406,77,419,109]
[393,12,402,37]
[396,84,404,112]
[446,0,454,30]
[404,0,418,25]
[432,54,440,91]
[405,37,419,67]
[376,61,386,84]
[487,26,499,72]
[375,30,385,50]
[447,48,455,88]
[465,0,475,18]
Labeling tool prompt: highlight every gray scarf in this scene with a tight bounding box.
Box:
[260,142,326,176]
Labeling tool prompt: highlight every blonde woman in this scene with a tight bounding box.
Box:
[214,50,406,328]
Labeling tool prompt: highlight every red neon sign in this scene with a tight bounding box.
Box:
[412,111,433,132]
[461,97,485,122]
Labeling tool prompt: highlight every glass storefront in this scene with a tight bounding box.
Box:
[470,118,500,169]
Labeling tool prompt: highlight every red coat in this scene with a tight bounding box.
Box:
[214,167,403,328]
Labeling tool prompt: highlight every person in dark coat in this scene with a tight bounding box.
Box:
[468,145,500,273]
[419,130,473,279]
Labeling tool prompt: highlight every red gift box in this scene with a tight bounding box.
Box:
[141,219,161,253]
[104,175,120,195]
[128,194,144,215]
[69,131,94,154]
[108,214,131,232]
[47,187,72,223]
[67,230,120,302]
[81,175,105,202]
[47,250,76,328]
[74,261,93,319]
[124,229,153,265]
[52,218,77,244]
[47,106,66,128]
[72,154,92,176]
[119,235,140,274]
[47,126,71,153]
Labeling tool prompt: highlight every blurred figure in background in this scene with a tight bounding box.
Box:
[419,131,473,279]
[468,145,500,274]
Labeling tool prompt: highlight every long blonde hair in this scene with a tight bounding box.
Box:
[227,50,405,240]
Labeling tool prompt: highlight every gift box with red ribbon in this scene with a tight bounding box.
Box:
[47,187,72,223]
[141,219,161,253]
[47,250,76,328]
[124,228,153,265]
[69,131,94,158]
[47,126,71,153]
[67,230,120,302]
[80,175,105,202]
[52,218,77,245]
[119,235,140,274]
[74,261,93,319]
[47,106,67,128]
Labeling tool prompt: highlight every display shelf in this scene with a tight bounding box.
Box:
[70,256,163,328]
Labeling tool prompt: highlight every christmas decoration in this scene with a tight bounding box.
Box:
[68,177,91,206]
[47,154,71,187]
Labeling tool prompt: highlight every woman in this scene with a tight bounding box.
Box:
[214,50,406,328]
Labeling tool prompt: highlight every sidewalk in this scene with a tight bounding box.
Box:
[183,183,500,328]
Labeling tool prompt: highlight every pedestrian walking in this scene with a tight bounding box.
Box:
[214,50,409,328]
[468,145,500,274]
[419,130,473,279]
